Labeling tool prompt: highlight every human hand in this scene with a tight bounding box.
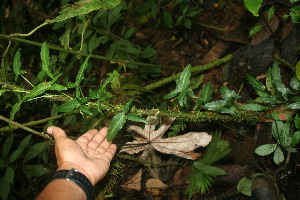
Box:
[47,126,117,185]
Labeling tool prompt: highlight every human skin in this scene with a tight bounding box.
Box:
[36,126,117,200]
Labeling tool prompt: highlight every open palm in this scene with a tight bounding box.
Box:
[48,126,117,185]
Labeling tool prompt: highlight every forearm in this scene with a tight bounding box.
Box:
[35,179,86,200]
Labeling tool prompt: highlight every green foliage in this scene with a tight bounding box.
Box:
[0,135,50,199]
[185,133,231,198]
[237,173,263,196]
[244,0,263,16]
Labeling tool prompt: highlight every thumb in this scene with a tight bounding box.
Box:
[47,126,67,141]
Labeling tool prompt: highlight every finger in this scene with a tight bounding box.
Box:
[47,126,67,141]
[105,144,117,160]
[88,140,99,150]
[76,129,98,143]
[91,131,106,144]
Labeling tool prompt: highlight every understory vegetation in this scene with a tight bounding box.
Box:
[0,0,300,199]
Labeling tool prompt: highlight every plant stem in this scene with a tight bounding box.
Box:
[274,54,294,71]
[145,54,233,91]
[9,21,50,37]
[0,115,52,139]
[117,154,180,166]
[0,34,181,71]
[0,109,79,132]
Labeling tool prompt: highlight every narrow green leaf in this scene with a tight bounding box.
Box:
[107,112,126,141]
[13,48,25,81]
[249,25,263,36]
[2,135,14,158]
[9,149,23,163]
[203,100,228,112]
[200,82,213,104]
[244,0,263,16]
[178,64,192,91]
[194,163,227,176]
[23,165,49,177]
[220,86,240,101]
[47,0,121,23]
[291,131,300,147]
[50,84,67,91]
[79,105,92,115]
[288,102,300,109]
[40,42,54,79]
[22,82,52,101]
[24,142,48,163]
[123,99,132,114]
[75,56,90,86]
[255,143,277,156]
[10,101,22,120]
[239,104,268,111]
[164,89,179,99]
[237,177,252,196]
[268,5,275,21]
[97,99,102,114]
[58,100,81,112]
[0,177,10,200]
[246,75,266,94]
[127,114,148,123]
[4,167,14,184]
[273,146,284,165]
[18,135,32,150]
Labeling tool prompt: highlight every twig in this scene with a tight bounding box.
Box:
[0,109,79,132]
[117,154,180,166]
[0,34,181,71]
[197,22,226,32]
[0,115,52,139]
[274,54,295,71]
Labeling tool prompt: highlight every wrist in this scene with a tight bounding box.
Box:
[57,162,94,185]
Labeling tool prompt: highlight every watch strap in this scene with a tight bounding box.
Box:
[51,168,93,200]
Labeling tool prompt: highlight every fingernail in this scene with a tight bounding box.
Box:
[47,127,54,134]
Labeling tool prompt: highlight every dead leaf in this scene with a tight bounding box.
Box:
[121,169,142,191]
[120,117,212,159]
[146,178,168,195]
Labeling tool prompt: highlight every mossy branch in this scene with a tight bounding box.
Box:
[0,115,52,139]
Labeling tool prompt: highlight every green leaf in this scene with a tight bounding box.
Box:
[24,142,48,162]
[107,112,126,141]
[220,86,240,101]
[178,64,192,91]
[47,0,121,23]
[123,99,132,114]
[126,114,147,123]
[0,177,10,200]
[295,114,300,129]
[237,177,252,196]
[23,165,49,177]
[163,11,173,28]
[249,25,263,36]
[291,131,300,147]
[58,100,81,112]
[244,0,263,16]
[97,99,102,114]
[79,105,92,115]
[2,135,14,158]
[239,104,268,111]
[290,5,300,23]
[273,146,284,165]
[246,75,267,95]
[268,5,275,21]
[288,102,300,109]
[9,149,23,163]
[13,48,26,81]
[75,56,90,86]
[255,143,277,156]
[290,75,300,90]
[164,89,179,99]
[40,42,54,79]
[22,82,52,101]
[194,163,227,176]
[50,84,67,91]
[203,100,228,112]
[10,101,22,120]
[59,27,71,50]
[271,62,293,100]
[178,89,188,107]
[4,167,14,184]
[200,82,213,104]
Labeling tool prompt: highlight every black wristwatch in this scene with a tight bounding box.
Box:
[50,168,94,200]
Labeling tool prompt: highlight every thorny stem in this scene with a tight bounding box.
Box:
[0,115,52,139]
[0,34,181,71]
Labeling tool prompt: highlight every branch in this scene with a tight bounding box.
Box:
[0,115,52,139]
[0,34,181,71]
[0,109,79,132]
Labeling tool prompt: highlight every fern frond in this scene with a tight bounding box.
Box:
[194,163,227,176]
[200,132,231,164]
